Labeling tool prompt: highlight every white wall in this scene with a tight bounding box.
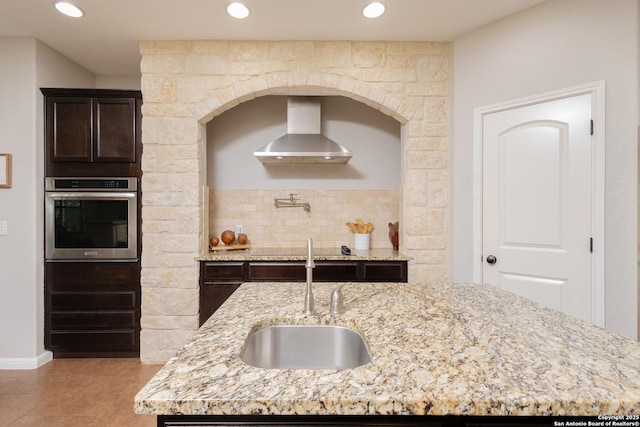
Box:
[0,37,40,366]
[207,96,401,190]
[451,0,640,339]
[0,37,94,368]
[96,75,141,90]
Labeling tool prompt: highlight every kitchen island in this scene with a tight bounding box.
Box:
[135,282,640,426]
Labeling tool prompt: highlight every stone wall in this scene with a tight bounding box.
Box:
[139,40,450,363]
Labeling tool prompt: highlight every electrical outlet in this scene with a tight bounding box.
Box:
[0,221,6,236]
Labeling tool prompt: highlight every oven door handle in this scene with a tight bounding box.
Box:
[46,191,137,199]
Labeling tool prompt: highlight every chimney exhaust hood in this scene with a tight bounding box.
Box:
[254,97,353,164]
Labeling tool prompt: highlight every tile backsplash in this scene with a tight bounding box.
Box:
[208,189,400,250]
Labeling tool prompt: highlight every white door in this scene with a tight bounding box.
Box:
[482,94,592,322]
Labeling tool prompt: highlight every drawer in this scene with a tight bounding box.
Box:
[248,262,306,281]
[51,311,137,329]
[314,261,359,281]
[51,291,137,310]
[363,262,408,282]
[49,330,137,350]
[46,262,140,290]
[202,262,245,281]
[51,291,137,311]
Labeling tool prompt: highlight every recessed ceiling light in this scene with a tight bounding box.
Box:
[227,2,250,19]
[53,1,84,18]
[363,2,385,19]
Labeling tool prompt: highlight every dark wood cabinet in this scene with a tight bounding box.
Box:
[314,261,360,281]
[363,261,407,282]
[94,97,137,162]
[47,96,92,162]
[42,88,143,357]
[157,415,571,426]
[199,260,407,326]
[42,88,142,177]
[158,415,443,426]
[248,262,307,281]
[200,283,242,325]
[45,261,141,357]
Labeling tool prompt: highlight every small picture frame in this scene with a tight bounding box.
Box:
[0,154,12,188]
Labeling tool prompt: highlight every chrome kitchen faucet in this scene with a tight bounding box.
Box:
[303,237,316,315]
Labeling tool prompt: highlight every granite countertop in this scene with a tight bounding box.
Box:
[196,247,412,262]
[134,282,640,417]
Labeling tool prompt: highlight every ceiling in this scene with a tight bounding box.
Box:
[0,0,548,76]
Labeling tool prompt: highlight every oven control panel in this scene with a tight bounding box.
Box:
[45,177,137,191]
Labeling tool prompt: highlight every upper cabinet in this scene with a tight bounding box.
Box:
[42,88,142,177]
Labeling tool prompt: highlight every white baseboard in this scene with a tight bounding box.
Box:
[0,351,53,370]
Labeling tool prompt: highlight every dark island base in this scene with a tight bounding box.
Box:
[158,414,609,426]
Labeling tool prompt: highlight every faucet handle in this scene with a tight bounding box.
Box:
[330,285,345,315]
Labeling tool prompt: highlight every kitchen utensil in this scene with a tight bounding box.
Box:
[345,219,374,234]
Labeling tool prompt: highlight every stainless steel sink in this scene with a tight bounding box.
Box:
[240,324,371,369]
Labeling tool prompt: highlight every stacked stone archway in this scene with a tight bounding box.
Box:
[139,40,449,363]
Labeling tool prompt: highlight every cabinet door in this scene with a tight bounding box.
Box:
[200,283,241,326]
[47,97,92,162]
[93,98,136,163]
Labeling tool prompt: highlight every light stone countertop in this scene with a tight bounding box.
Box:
[134,282,640,417]
[196,247,412,262]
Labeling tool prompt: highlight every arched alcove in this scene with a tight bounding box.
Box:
[202,94,403,250]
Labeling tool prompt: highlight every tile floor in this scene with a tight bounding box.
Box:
[0,358,161,427]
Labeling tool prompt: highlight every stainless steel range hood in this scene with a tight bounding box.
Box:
[254,97,353,164]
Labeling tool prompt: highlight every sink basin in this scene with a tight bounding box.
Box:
[240,324,371,369]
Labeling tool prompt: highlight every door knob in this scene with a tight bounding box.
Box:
[486,255,497,264]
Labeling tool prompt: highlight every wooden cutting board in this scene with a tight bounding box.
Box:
[209,244,251,251]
